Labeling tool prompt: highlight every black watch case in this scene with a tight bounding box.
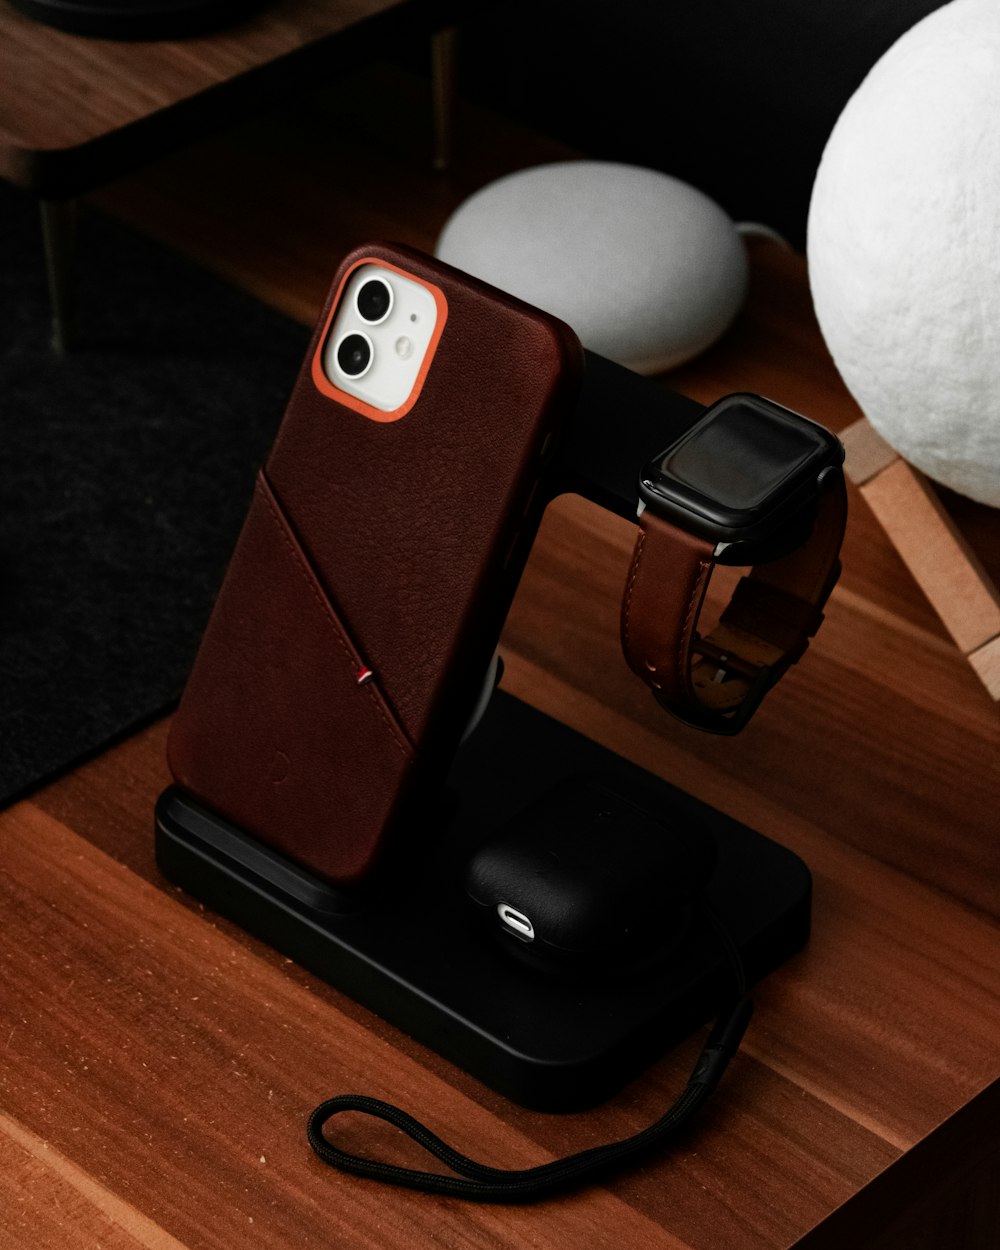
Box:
[638,394,844,554]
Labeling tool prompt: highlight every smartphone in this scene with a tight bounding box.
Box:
[166,242,583,887]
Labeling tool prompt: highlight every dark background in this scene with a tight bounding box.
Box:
[458,0,948,248]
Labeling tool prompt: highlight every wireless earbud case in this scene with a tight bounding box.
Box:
[465,777,717,981]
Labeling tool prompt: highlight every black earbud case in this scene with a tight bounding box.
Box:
[465,776,717,981]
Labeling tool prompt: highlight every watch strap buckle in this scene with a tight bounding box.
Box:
[682,634,775,735]
[692,635,764,685]
[680,579,829,733]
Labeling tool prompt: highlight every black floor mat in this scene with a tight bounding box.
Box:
[0,182,309,803]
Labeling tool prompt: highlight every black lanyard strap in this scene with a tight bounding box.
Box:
[307,990,753,1203]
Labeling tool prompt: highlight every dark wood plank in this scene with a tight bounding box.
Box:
[0,1111,186,1250]
[0,0,441,195]
[21,717,1000,1248]
[93,60,579,323]
[1,799,714,1249]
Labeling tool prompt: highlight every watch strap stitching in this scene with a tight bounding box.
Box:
[621,524,647,669]
[622,518,716,708]
[677,558,713,699]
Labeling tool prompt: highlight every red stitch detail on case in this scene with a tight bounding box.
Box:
[254,475,413,760]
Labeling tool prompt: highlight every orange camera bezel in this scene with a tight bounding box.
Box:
[310,256,448,424]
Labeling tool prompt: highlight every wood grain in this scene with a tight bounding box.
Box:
[969,634,1000,697]
[4,57,1000,1250]
[0,1112,189,1250]
[0,800,728,1250]
[841,418,1000,697]
[841,419,900,488]
[0,0,442,195]
[862,460,1000,655]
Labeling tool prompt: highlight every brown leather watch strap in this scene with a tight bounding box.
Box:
[620,473,847,734]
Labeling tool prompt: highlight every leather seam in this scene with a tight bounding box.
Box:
[681,560,713,701]
[621,526,646,666]
[254,476,413,761]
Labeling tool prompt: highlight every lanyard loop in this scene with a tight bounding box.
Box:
[308,914,752,1203]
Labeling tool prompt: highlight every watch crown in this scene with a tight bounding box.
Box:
[816,466,840,494]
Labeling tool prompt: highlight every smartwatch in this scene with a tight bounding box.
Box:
[620,394,847,734]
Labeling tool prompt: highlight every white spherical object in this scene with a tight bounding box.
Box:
[808,0,1000,505]
[436,161,748,374]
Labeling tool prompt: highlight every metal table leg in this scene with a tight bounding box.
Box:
[40,197,77,354]
[431,26,458,172]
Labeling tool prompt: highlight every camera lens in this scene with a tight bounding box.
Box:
[356,277,393,324]
[336,332,373,378]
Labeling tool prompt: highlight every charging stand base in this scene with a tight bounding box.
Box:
[156,691,810,1112]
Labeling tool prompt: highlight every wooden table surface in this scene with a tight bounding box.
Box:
[0,0,438,195]
[2,60,999,1250]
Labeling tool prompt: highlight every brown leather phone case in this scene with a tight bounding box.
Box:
[167,243,583,886]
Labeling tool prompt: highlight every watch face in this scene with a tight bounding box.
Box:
[639,394,843,543]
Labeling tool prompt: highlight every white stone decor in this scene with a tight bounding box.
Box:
[808,0,1000,506]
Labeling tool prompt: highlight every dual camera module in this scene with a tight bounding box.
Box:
[322,261,439,414]
[336,278,394,379]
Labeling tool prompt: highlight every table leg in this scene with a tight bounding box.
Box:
[40,197,78,353]
[431,26,458,172]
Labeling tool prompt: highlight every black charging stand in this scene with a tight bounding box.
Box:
[155,354,812,1113]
